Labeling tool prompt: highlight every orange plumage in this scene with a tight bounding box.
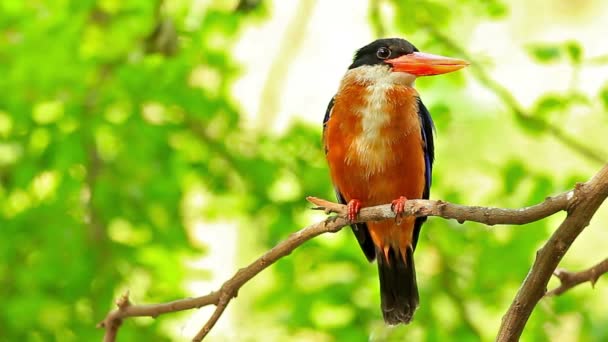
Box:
[323,68,426,260]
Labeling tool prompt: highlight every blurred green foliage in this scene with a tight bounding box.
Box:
[1,0,607,341]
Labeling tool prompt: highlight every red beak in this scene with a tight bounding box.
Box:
[386,52,469,76]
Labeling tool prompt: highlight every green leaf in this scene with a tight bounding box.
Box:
[565,41,583,64]
[503,160,526,194]
[527,44,562,63]
[600,86,608,110]
[429,103,451,130]
[515,114,545,135]
[487,1,508,18]
[532,94,565,117]
[529,174,553,203]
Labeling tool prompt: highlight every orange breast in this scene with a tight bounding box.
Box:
[324,76,426,252]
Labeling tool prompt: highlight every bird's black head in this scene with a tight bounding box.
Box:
[347,38,469,77]
[349,38,419,70]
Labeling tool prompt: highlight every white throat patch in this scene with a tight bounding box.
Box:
[341,65,418,177]
[351,64,416,87]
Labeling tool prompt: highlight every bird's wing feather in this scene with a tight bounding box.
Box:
[412,98,435,248]
[323,97,376,261]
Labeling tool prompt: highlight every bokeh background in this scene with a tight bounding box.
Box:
[1,0,608,341]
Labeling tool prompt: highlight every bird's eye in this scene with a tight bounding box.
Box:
[376,47,391,59]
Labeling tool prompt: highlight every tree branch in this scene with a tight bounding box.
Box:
[255,0,316,129]
[546,258,608,296]
[496,164,608,342]
[98,178,593,340]
[99,202,350,342]
[97,290,221,341]
[422,22,606,165]
[306,190,572,226]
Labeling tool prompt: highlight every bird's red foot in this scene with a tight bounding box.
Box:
[391,196,408,224]
[346,199,362,222]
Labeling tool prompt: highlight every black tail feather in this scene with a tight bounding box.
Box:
[377,245,419,325]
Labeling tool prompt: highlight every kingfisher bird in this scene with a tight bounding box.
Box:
[322,38,468,324]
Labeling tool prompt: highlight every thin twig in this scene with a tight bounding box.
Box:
[369,0,386,38]
[97,291,221,341]
[497,164,608,342]
[422,22,606,165]
[547,258,608,296]
[193,293,231,341]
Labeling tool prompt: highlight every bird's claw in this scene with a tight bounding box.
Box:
[391,196,408,224]
[346,199,361,222]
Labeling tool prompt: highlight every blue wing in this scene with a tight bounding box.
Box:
[412,98,435,248]
[324,97,376,261]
